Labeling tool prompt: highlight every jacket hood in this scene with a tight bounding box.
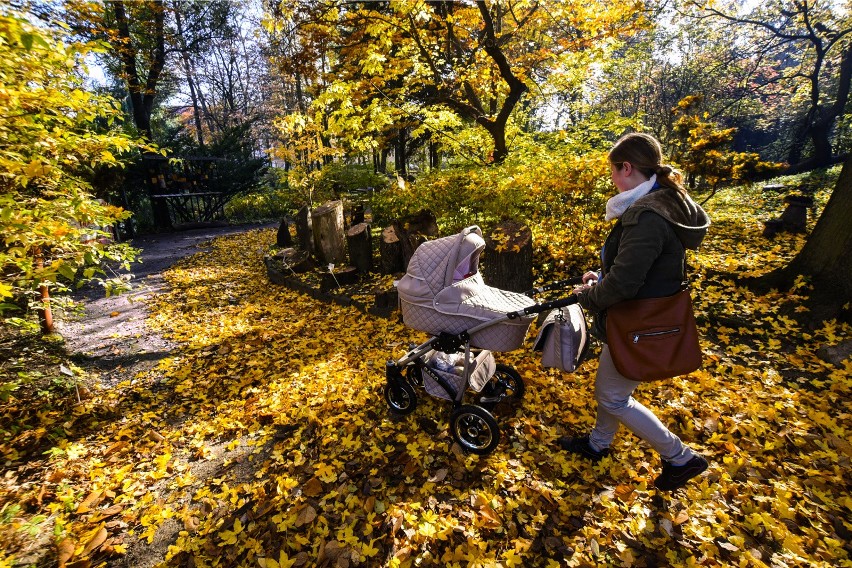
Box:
[621,188,711,249]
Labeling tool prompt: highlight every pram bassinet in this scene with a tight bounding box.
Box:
[397,226,536,351]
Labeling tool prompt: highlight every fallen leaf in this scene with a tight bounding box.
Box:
[90,505,122,522]
[614,484,635,502]
[303,477,323,497]
[147,429,165,443]
[81,526,108,557]
[76,490,103,514]
[428,468,448,483]
[295,505,317,527]
[57,538,75,568]
[590,538,600,556]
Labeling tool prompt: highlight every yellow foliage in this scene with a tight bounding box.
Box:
[2,175,850,566]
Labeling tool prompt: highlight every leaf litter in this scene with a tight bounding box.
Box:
[1,189,850,567]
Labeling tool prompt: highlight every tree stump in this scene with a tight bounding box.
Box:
[762,219,784,238]
[346,222,373,273]
[296,206,313,252]
[392,210,439,270]
[268,247,314,273]
[311,200,347,265]
[321,266,359,292]
[482,220,533,293]
[380,225,404,275]
[374,288,398,309]
[276,218,293,247]
[780,194,814,233]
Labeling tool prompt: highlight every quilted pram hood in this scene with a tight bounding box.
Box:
[400,226,485,300]
[397,225,536,350]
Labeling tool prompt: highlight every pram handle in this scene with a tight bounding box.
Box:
[523,277,583,297]
[507,294,578,319]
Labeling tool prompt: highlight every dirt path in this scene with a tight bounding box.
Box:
[57,223,276,386]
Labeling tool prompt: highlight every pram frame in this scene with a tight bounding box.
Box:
[385,279,582,455]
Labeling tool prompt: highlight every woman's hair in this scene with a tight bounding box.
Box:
[608,132,685,193]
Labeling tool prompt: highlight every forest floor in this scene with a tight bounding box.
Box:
[1,182,851,568]
[56,223,277,393]
[0,222,275,568]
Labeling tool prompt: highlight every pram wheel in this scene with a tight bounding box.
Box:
[450,405,500,455]
[384,381,417,415]
[477,364,525,409]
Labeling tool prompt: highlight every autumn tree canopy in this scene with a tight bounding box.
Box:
[266,0,646,167]
[2,2,852,567]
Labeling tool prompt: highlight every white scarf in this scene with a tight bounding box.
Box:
[605,174,657,221]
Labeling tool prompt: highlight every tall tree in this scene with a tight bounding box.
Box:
[49,0,171,139]
[268,0,645,165]
[591,12,767,148]
[688,0,852,173]
[106,0,167,138]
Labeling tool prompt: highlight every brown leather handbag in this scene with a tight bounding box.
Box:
[605,287,702,381]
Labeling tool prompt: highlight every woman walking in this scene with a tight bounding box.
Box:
[559,132,711,491]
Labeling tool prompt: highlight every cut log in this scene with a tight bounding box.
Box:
[321,266,359,292]
[296,206,313,252]
[482,220,533,293]
[346,222,373,273]
[762,218,784,238]
[276,218,293,247]
[311,200,347,265]
[380,225,404,275]
[392,210,439,270]
[374,288,399,309]
[268,247,315,273]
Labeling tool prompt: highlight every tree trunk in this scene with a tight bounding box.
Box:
[33,247,54,334]
[380,147,389,174]
[349,203,365,226]
[482,220,533,293]
[429,138,440,170]
[296,205,313,252]
[380,225,404,275]
[311,200,346,265]
[396,128,408,177]
[110,0,165,139]
[175,8,204,148]
[754,152,852,320]
[346,222,373,273]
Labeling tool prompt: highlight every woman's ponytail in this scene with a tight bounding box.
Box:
[654,164,685,193]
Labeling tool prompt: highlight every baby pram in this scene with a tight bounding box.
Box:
[384,226,587,454]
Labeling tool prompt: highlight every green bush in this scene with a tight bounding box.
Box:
[314,163,390,197]
[225,163,393,223]
[224,168,293,222]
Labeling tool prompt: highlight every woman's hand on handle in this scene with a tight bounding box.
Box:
[573,270,599,293]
